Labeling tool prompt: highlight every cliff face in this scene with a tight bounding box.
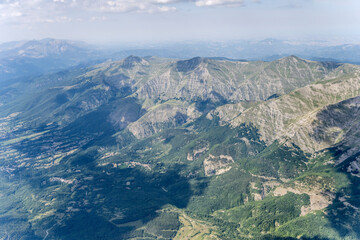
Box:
[128,100,200,139]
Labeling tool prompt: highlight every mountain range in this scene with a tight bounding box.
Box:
[0,40,360,239]
[2,38,360,86]
[0,38,104,86]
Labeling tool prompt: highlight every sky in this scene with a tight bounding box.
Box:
[0,0,360,44]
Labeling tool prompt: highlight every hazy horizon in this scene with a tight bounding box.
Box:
[1,0,359,45]
[2,37,360,48]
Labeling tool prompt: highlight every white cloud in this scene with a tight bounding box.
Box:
[195,0,244,7]
[0,0,249,24]
[60,0,179,13]
[158,6,177,12]
[0,10,22,18]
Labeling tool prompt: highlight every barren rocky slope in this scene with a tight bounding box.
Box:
[210,67,360,153]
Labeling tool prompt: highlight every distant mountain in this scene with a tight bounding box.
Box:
[0,38,90,58]
[308,44,360,64]
[1,55,360,239]
[0,38,103,85]
[110,39,360,64]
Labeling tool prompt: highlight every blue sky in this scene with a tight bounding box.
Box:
[0,0,359,44]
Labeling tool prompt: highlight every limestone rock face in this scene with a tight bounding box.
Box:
[128,101,200,139]
[273,183,335,216]
[203,154,234,176]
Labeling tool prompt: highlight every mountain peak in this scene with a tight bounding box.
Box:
[122,55,144,69]
[277,55,304,63]
[176,56,206,72]
[284,55,301,60]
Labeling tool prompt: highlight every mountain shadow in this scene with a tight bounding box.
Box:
[311,97,360,239]
[8,154,199,240]
[176,57,205,72]
[3,105,198,239]
[47,165,196,239]
[325,148,360,239]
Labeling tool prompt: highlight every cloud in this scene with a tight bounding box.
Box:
[79,1,173,13]
[195,0,244,7]
[0,0,249,24]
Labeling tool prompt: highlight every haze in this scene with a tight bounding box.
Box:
[1,0,360,45]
